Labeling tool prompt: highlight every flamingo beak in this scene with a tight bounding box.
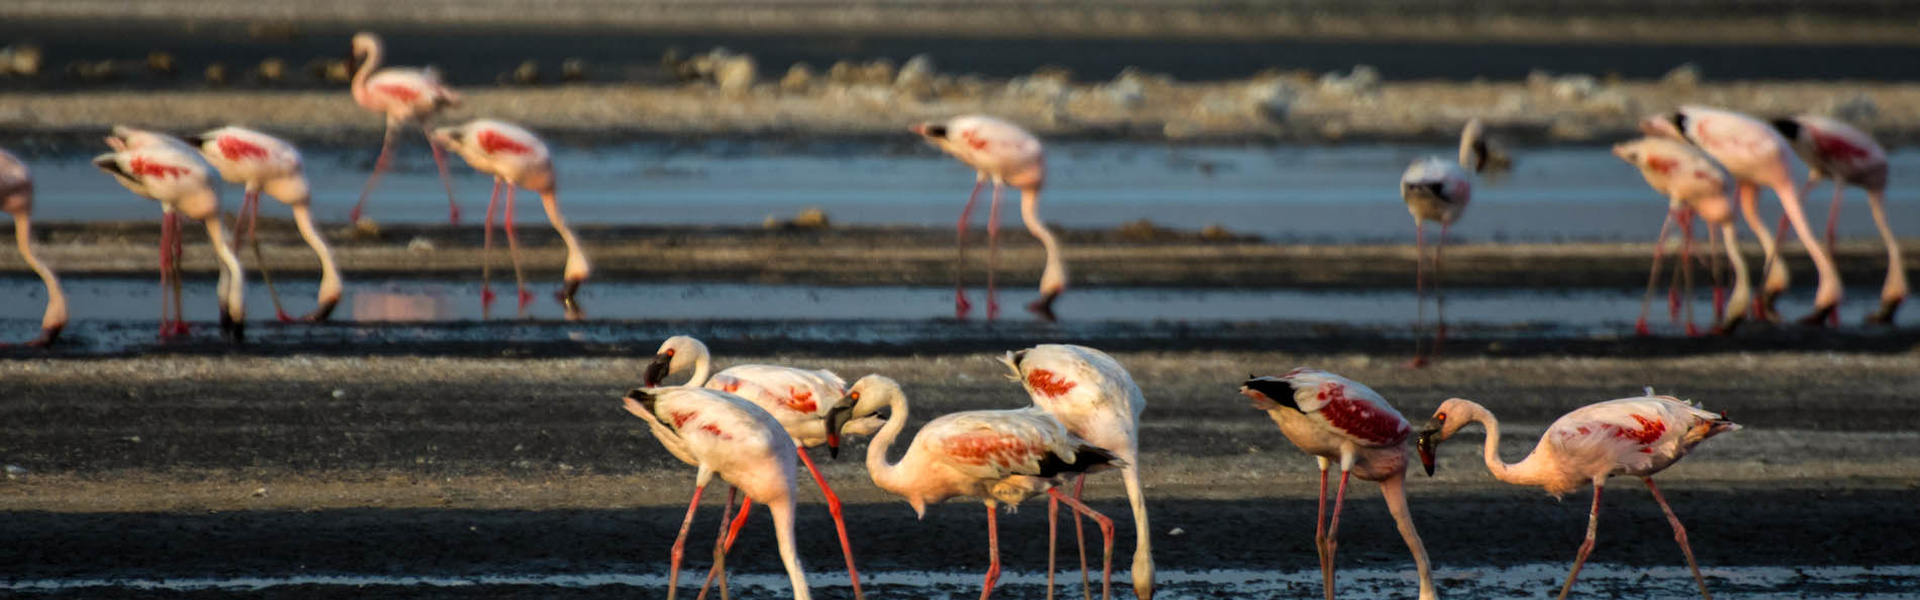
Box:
[824,402,855,459]
[1416,419,1442,477]
[308,297,340,322]
[642,353,672,388]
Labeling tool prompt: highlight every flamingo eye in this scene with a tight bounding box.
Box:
[664,349,676,357]
[849,391,861,401]
[1435,413,1447,422]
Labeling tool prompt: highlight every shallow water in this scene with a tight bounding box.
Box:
[5,564,1916,598]
[21,142,1920,243]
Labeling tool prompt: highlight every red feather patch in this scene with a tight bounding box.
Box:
[1026,369,1077,398]
[217,136,269,162]
[1314,381,1410,445]
[1814,132,1873,161]
[478,129,532,155]
[782,387,817,414]
[373,84,421,103]
[1612,414,1667,445]
[944,433,1044,467]
[129,157,188,179]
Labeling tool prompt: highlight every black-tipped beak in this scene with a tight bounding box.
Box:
[182,135,207,149]
[643,353,672,388]
[824,403,855,459]
[1416,419,1442,477]
[306,298,340,322]
[912,123,947,139]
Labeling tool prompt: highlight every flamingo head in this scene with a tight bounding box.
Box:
[826,374,901,458]
[349,32,381,73]
[643,335,707,387]
[1417,397,1482,476]
[1638,110,1688,141]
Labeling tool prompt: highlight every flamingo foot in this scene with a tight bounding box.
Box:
[1711,313,1745,336]
[1684,322,1702,337]
[1027,291,1060,323]
[1798,304,1838,327]
[349,206,365,225]
[26,326,62,348]
[1404,355,1431,369]
[517,289,535,310]
[482,288,498,309]
[276,310,296,324]
[219,311,245,345]
[305,300,340,323]
[986,297,1000,320]
[164,321,192,337]
[1757,291,1784,323]
[448,205,461,226]
[1634,318,1652,337]
[1867,297,1903,325]
[955,290,972,320]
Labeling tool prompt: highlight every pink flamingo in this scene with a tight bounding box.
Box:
[1000,344,1154,600]
[643,335,882,600]
[96,128,246,342]
[348,32,462,226]
[0,148,66,346]
[825,375,1119,600]
[432,119,590,316]
[1400,120,1500,367]
[1774,115,1906,324]
[1238,370,1435,600]
[1642,106,1840,325]
[1416,393,1740,599]
[912,115,1066,321]
[186,126,343,322]
[1612,137,1752,334]
[621,385,814,600]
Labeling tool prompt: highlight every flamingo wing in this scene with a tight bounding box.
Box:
[1545,396,1733,474]
[1252,369,1412,447]
[710,364,847,420]
[1005,344,1145,420]
[922,408,1102,482]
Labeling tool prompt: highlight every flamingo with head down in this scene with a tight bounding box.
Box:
[186,126,342,322]
[1613,136,1751,334]
[0,148,66,346]
[96,126,246,343]
[433,119,590,317]
[912,115,1066,321]
[1773,114,1906,324]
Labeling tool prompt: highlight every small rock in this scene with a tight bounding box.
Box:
[1098,73,1148,109]
[204,62,229,87]
[505,60,539,85]
[1830,93,1879,122]
[251,487,269,498]
[715,54,757,95]
[1661,63,1702,88]
[1584,89,1636,115]
[1201,223,1235,241]
[1,43,44,77]
[1551,74,1599,102]
[859,58,896,85]
[1167,527,1186,537]
[792,207,830,229]
[255,57,288,83]
[406,237,435,252]
[781,63,815,93]
[1319,65,1380,98]
[826,60,859,85]
[894,54,937,98]
[1526,69,1555,90]
[331,389,347,399]
[1007,75,1069,101]
[147,51,178,77]
[1246,77,1300,121]
[560,58,587,82]
[5,464,27,480]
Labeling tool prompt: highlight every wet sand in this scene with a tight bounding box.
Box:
[0,350,1916,597]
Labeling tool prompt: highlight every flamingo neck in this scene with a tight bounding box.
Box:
[765,496,814,600]
[289,204,342,304]
[1465,404,1556,490]
[13,215,67,330]
[1378,474,1436,600]
[351,43,380,102]
[1019,186,1066,294]
[539,191,590,283]
[201,218,246,319]
[685,344,713,388]
[864,391,920,515]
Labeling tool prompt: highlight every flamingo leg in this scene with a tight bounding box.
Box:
[1072,476,1091,600]
[422,122,462,224]
[1556,482,1604,600]
[1435,222,1450,360]
[696,487,735,600]
[1321,467,1351,600]
[1645,478,1715,600]
[244,190,293,323]
[1738,183,1787,321]
[1313,458,1332,595]
[157,212,175,337]
[1707,221,1725,325]
[698,495,756,600]
[986,180,1004,320]
[168,213,187,336]
[350,119,400,224]
[1865,189,1908,323]
[1048,488,1115,600]
[1714,222,1752,334]
[981,505,1001,600]
[1772,182,1845,325]
[1409,221,1429,368]
[1638,211,1677,336]
[955,176,985,319]
[1047,490,1059,600]
[1825,183,1846,327]
[1680,212,1699,336]
[482,178,502,314]
[667,483,707,600]
[503,184,532,312]
[795,447,865,600]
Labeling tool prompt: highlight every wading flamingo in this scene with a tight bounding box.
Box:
[348,31,461,225]
[1416,393,1740,599]
[644,335,885,599]
[1773,115,1906,324]
[1400,119,1503,367]
[825,375,1119,600]
[96,128,246,342]
[621,385,813,600]
[1642,106,1840,325]
[0,148,66,346]
[1000,344,1154,600]
[912,115,1065,321]
[433,119,590,316]
[1238,370,1435,600]
[186,126,342,322]
[1612,137,1751,334]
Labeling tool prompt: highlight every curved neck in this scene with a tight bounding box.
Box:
[202,218,246,318]
[765,497,813,600]
[351,43,381,97]
[685,344,713,388]
[1467,405,1554,487]
[1019,186,1065,293]
[864,391,913,498]
[539,191,589,282]
[289,204,342,302]
[13,216,66,329]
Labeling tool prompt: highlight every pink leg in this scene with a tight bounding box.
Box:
[955,177,985,319]
[503,185,532,310]
[1645,478,1715,600]
[668,483,707,600]
[1707,222,1725,324]
[170,214,187,335]
[481,179,503,313]
[351,122,400,224]
[423,122,462,224]
[1047,490,1059,600]
[1556,482,1604,600]
[157,213,175,336]
[981,505,1001,600]
[1071,476,1091,600]
[696,487,736,600]
[1321,468,1351,600]
[1827,183,1845,327]
[1314,462,1331,591]
[1639,211,1676,336]
[796,448,865,600]
[1049,488,1115,600]
[985,180,1004,320]
[1435,223,1449,357]
[245,191,293,323]
[1680,212,1699,337]
[1409,223,1429,368]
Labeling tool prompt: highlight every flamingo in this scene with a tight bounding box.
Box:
[999,344,1155,600]
[0,148,66,346]
[185,126,342,322]
[1238,370,1435,600]
[824,375,1119,600]
[1400,119,1502,367]
[96,128,246,342]
[912,115,1065,321]
[432,119,590,316]
[620,385,813,600]
[1415,393,1740,599]
[1641,106,1840,325]
[1773,115,1906,324]
[643,335,885,600]
[348,31,462,226]
[1612,137,1751,334]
